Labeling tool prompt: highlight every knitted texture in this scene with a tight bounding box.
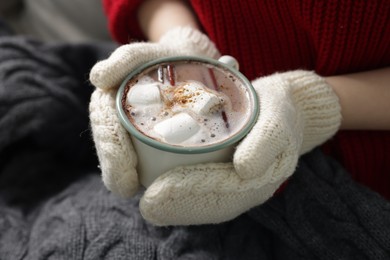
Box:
[102,0,390,199]
[89,89,139,197]
[139,70,341,225]
[90,27,220,90]
[234,71,341,180]
[1,27,390,260]
[104,1,389,78]
[0,33,112,207]
[286,71,342,154]
[89,27,220,198]
[140,163,286,225]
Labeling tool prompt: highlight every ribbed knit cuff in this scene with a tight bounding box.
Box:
[287,70,342,154]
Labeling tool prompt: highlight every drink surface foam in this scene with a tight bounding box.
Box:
[122,60,252,147]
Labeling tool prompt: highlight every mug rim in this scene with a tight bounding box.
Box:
[116,56,259,154]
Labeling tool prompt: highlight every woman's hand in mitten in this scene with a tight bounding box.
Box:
[139,70,342,226]
[89,27,220,197]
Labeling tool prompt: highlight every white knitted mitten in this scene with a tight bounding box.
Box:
[139,70,342,225]
[90,27,220,90]
[89,27,220,197]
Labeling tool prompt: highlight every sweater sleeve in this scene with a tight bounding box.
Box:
[102,0,146,44]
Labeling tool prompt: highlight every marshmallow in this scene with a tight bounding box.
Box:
[127,83,162,106]
[153,112,200,144]
[173,82,223,115]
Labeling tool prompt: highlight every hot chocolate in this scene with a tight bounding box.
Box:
[116,56,258,187]
[121,59,253,148]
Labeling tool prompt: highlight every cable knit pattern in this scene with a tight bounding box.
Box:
[140,163,286,225]
[2,32,390,258]
[90,29,341,225]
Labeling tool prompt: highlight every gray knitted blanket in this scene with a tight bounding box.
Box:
[1,22,389,260]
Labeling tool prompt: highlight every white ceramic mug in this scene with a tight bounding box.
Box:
[116,56,259,187]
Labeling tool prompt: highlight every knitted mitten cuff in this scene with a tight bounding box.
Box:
[286,70,342,154]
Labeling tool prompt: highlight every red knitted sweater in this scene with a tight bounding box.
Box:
[103,0,390,199]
